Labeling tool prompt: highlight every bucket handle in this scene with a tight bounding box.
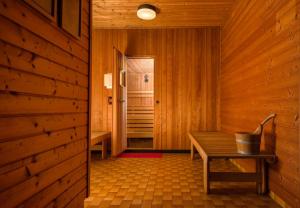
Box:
[260,113,276,126]
[253,113,276,135]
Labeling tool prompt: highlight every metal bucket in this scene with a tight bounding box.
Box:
[235,132,261,155]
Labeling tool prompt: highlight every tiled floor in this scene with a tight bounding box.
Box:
[85,153,280,208]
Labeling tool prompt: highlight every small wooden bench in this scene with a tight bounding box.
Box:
[188,131,276,194]
[91,131,111,159]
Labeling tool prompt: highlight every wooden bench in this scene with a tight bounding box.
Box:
[90,131,111,159]
[127,106,154,138]
[188,131,276,194]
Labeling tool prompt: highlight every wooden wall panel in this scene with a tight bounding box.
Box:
[0,0,90,207]
[127,73,154,92]
[221,0,300,206]
[127,72,154,107]
[92,28,220,149]
[92,0,235,28]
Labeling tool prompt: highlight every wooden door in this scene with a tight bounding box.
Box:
[112,48,126,156]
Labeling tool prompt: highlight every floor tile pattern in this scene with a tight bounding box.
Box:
[85,154,280,208]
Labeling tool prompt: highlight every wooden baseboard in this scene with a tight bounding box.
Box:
[126,147,153,150]
[269,191,292,208]
[124,149,190,153]
[229,159,289,208]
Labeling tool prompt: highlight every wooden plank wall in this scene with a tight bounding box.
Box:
[0,0,90,207]
[221,0,300,206]
[92,28,220,150]
[127,72,154,108]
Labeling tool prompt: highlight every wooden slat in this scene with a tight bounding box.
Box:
[91,131,111,145]
[0,15,88,75]
[0,93,87,115]
[127,132,153,138]
[0,126,87,166]
[127,106,154,110]
[127,115,154,120]
[0,66,88,100]
[127,119,153,124]
[0,41,88,88]
[127,128,153,132]
[0,113,87,141]
[0,152,87,208]
[209,172,259,182]
[0,139,87,192]
[127,111,154,115]
[45,178,86,208]
[127,94,153,98]
[128,91,153,94]
[127,123,153,128]
[18,164,86,208]
[64,189,86,208]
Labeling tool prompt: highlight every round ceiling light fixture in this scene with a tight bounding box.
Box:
[137,4,157,20]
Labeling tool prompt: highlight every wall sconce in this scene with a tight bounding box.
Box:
[144,74,149,83]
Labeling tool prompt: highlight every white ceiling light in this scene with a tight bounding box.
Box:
[137,4,157,20]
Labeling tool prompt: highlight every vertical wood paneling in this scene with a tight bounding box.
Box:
[92,28,220,150]
[221,0,300,206]
[0,0,90,207]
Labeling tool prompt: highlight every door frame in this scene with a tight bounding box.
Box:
[125,55,157,149]
[87,0,93,197]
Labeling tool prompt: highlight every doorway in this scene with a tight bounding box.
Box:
[126,58,154,149]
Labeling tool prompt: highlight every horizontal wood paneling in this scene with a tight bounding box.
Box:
[0,113,87,141]
[0,15,88,75]
[92,28,220,149]
[0,66,88,100]
[221,0,300,206]
[0,94,88,115]
[21,164,87,208]
[0,152,86,208]
[0,0,90,207]
[0,41,88,88]
[127,72,154,107]
[0,139,87,192]
[0,126,87,166]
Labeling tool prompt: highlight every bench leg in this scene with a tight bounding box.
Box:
[261,159,267,194]
[203,158,210,194]
[256,159,266,194]
[191,142,196,160]
[101,139,107,159]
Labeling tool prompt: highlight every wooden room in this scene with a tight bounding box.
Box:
[0,0,299,208]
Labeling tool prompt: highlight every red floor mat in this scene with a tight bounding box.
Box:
[118,153,163,158]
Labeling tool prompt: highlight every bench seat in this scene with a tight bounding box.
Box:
[91,131,111,159]
[127,106,154,139]
[188,131,276,194]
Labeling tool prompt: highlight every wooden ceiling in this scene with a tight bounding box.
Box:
[127,58,154,73]
[92,0,235,28]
